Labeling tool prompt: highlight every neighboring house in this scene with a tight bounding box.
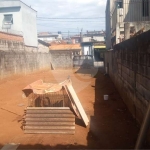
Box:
[50,40,67,45]
[49,44,81,70]
[81,30,105,56]
[38,32,62,43]
[80,41,106,62]
[0,0,38,47]
[93,43,106,61]
[49,44,81,56]
[70,35,81,44]
[38,39,50,53]
[81,42,93,56]
[82,30,105,42]
[81,31,106,60]
[106,0,150,49]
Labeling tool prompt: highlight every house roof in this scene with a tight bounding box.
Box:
[50,40,67,45]
[49,44,81,51]
[0,31,24,42]
[38,39,51,47]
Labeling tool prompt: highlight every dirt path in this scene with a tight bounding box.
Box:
[0,68,142,149]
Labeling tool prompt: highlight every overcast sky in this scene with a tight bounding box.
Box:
[22,0,106,36]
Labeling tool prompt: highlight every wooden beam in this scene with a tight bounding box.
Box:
[65,83,89,127]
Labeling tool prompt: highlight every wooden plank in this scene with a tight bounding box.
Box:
[26,107,70,110]
[25,126,75,130]
[24,130,75,134]
[63,86,80,118]
[65,83,89,126]
[25,114,74,118]
[23,122,75,126]
[25,110,72,114]
[25,118,75,122]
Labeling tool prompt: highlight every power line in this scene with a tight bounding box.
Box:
[37,17,105,19]
[37,22,104,26]
[37,20,104,22]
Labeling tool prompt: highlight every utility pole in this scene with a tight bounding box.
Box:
[68,31,70,43]
[80,28,83,55]
[77,27,79,35]
[80,28,83,43]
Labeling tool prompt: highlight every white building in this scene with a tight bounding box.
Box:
[0,0,38,47]
[82,31,105,42]
[106,0,150,49]
[38,32,62,43]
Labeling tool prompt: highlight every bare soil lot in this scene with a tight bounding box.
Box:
[0,68,144,149]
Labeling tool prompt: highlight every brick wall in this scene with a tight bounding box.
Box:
[50,51,73,69]
[0,39,51,78]
[0,32,24,42]
[105,30,150,123]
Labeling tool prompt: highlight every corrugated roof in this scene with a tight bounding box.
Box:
[49,44,81,51]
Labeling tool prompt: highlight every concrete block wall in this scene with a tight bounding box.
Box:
[105,30,150,123]
[0,39,51,78]
[50,51,73,69]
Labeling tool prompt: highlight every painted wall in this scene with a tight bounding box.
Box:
[83,36,104,42]
[83,46,90,55]
[38,37,56,42]
[21,2,37,47]
[0,0,37,47]
[93,36,104,41]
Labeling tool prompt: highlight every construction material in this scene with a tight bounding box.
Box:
[23,107,75,134]
[22,79,89,134]
[65,82,89,127]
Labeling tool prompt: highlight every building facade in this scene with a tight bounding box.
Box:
[82,30,105,43]
[38,32,62,43]
[0,0,38,47]
[106,0,150,49]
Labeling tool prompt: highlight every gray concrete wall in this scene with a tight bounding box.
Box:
[0,39,51,78]
[50,51,73,70]
[38,43,49,53]
[105,30,150,124]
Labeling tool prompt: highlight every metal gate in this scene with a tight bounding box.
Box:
[73,55,94,68]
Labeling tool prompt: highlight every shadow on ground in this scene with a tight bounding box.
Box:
[87,68,150,149]
[1,68,150,149]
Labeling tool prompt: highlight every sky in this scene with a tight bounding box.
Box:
[22,0,107,36]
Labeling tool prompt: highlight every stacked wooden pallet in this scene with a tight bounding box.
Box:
[23,107,75,134]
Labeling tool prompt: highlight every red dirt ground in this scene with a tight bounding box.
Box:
[0,68,146,149]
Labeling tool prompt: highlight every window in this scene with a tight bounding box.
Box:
[3,14,13,25]
[142,0,149,16]
[116,0,123,8]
